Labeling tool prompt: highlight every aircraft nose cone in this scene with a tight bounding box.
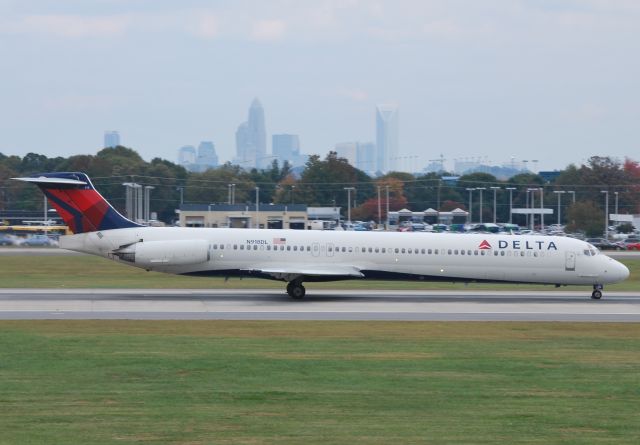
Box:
[619,262,630,281]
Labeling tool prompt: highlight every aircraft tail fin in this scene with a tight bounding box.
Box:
[12,172,141,234]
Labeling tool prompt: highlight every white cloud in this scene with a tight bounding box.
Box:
[7,14,131,38]
[192,13,219,39]
[251,19,287,42]
[338,88,369,102]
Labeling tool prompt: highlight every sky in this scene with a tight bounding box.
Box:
[1,0,639,172]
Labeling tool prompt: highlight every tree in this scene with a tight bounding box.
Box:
[565,201,605,237]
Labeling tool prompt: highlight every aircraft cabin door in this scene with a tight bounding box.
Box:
[312,242,320,257]
[565,251,576,271]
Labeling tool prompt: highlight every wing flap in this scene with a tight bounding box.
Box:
[242,264,364,279]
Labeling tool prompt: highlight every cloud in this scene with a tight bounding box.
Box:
[192,13,219,39]
[6,14,131,38]
[251,19,286,42]
[338,88,369,102]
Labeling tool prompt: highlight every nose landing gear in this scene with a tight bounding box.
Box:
[591,284,603,300]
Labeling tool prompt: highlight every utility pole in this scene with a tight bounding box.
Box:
[505,187,516,224]
[614,191,619,218]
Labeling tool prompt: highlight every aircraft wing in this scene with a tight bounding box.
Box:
[242,263,364,280]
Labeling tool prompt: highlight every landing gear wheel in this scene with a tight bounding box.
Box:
[286,282,306,299]
[591,290,602,300]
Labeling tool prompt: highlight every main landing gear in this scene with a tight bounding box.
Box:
[286,280,306,299]
[591,284,603,300]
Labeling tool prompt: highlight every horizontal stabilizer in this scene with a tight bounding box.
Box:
[13,176,87,186]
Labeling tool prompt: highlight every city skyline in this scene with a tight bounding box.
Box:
[1,1,638,171]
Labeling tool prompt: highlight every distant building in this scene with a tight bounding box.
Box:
[104,131,120,148]
[356,142,376,173]
[178,145,196,167]
[272,134,301,167]
[196,141,219,171]
[334,142,358,166]
[376,105,399,172]
[235,98,267,169]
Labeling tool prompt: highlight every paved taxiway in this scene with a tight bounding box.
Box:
[0,289,639,321]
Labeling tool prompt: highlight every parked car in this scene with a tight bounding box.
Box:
[625,242,640,251]
[0,234,16,246]
[20,235,57,247]
[585,238,623,250]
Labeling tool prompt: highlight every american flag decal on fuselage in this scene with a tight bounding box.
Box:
[273,237,287,245]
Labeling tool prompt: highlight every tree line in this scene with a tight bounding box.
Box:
[0,148,638,236]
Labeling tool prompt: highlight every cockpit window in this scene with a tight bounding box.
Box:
[584,244,599,256]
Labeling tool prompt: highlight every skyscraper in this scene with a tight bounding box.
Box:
[178,145,196,168]
[375,105,399,172]
[272,134,300,166]
[104,131,120,148]
[334,142,358,166]
[196,141,219,170]
[356,142,376,173]
[235,98,267,169]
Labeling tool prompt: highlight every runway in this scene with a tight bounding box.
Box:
[1,289,639,321]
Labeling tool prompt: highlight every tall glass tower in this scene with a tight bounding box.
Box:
[235,98,267,168]
[375,105,399,172]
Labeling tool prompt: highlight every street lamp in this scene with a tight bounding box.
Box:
[476,187,486,224]
[465,188,475,223]
[539,187,545,231]
[344,187,356,228]
[527,188,539,230]
[377,186,382,227]
[614,191,619,217]
[490,186,500,223]
[553,191,566,226]
[568,190,575,204]
[385,185,390,230]
[505,187,516,224]
[601,190,609,239]
[255,186,260,229]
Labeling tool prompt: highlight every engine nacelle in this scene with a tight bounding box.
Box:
[114,239,210,267]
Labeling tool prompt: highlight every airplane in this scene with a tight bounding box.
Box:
[14,172,630,300]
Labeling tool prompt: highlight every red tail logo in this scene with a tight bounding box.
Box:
[479,240,492,250]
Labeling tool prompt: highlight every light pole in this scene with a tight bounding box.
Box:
[539,187,544,231]
[601,190,609,239]
[527,188,538,230]
[144,186,154,222]
[614,191,619,217]
[290,185,295,204]
[255,187,260,229]
[344,187,356,229]
[490,186,500,223]
[476,187,486,224]
[227,184,232,205]
[553,191,565,226]
[377,186,382,227]
[385,185,390,230]
[176,186,184,206]
[568,190,575,205]
[505,187,516,224]
[466,188,475,223]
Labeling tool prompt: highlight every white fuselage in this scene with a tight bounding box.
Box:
[59,227,630,286]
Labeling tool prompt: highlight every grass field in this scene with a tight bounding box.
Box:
[0,255,638,291]
[1,321,639,444]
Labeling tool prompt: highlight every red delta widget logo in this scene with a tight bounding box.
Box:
[478,239,558,251]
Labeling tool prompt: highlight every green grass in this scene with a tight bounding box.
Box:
[0,321,639,444]
[0,254,638,291]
